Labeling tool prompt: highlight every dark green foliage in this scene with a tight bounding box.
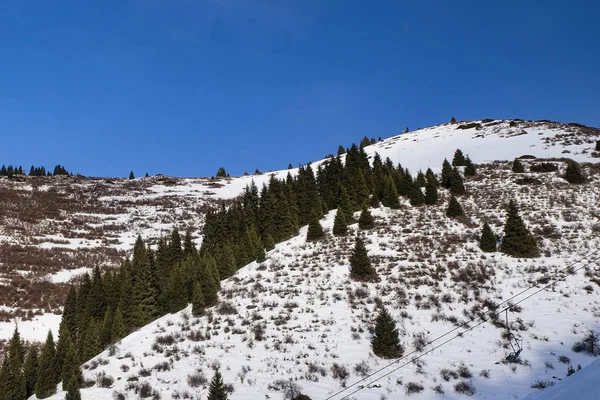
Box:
[446,195,464,218]
[450,116,457,123]
[350,236,377,281]
[358,208,374,230]
[61,341,79,391]
[207,369,229,400]
[441,159,453,188]
[564,160,585,184]
[337,186,355,222]
[424,172,438,205]
[55,325,71,376]
[111,307,127,341]
[452,149,467,166]
[216,167,227,177]
[23,346,38,398]
[450,167,466,195]
[409,182,425,206]
[81,320,101,362]
[62,286,78,341]
[382,176,400,209]
[192,282,205,316]
[464,156,476,176]
[35,331,58,398]
[65,375,81,400]
[371,307,403,358]
[479,222,497,252]
[306,219,325,241]
[2,327,27,400]
[52,165,69,176]
[415,171,426,187]
[332,209,348,236]
[500,200,538,257]
[596,140,600,151]
[337,145,345,155]
[512,158,525,173]
[263,235,275,251]
[129,171,135,179]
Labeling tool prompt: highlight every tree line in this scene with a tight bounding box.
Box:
[0,164,70,177]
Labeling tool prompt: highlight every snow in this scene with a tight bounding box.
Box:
[521,358,600,400]
[44,267,92,283]
[0,312,61,343]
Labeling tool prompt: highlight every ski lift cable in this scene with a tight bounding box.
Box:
[325,248,600,400]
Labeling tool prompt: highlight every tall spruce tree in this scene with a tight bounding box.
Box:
[479,222,497,252]
[207,369,228,400]
[446,195,464,218]
[371,307,403,359]
[409,182,425,206]
[500,200,538,257]
[61,341,79,391]
[358,207,375,230]
[350,236,377,281]
[23,346,38,398]
[464,156,476,176]
[452,149,467,166]
[424,172,438,205]
[441,159,453,188]
[564,160,585,184]
[35,331,58,398]
[596,140,600,151]
[192,282,205,317]
[111,307,127,341]
[332,209,348,236]
[450,167,466,195]
[306,219,325,241]
[64,375,81,400]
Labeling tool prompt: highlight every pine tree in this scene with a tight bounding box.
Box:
[337,186,354,222]
[424,173,438,205]
[4,326,26,400]
[382,176,400,209]
[332,209,348,236]
[82,320,101,362]
[479,222,497,252]
[207,369,228,400]
[564,160,585,184]
[596,140,600,151]
[263,235,275,251]
[452,149,467,166]
[128,171,135,179]
[409,182,425,206]
[464,156,476,176]
[216,167,227,177]
[371,307,403,359]
[192,282,205,317]
[61,341,79,391]
[358,208,375,230]
[62,286,78,341]
[450,116,457,123]
[350,236,377,281]
[446,195,464,218]
[500,200,538,257]
[306,219,325,241]
[441,159,453,188]
[35,331,58,398]
[415,171,426,187]
[55,325,71,377]
[450,167,466,195]
[111,307,127,341]
[64,375,81,400]
[512,158,525,173]
[23,346,38,398]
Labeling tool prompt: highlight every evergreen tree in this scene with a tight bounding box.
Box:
[382,176,400,209]
[4,326,26,400]
[450,116,457,123]
[35,331,58,398]
[452,149,467,166]
[61,286,78,341]
[500,200,538,257]
[192,282,205,317]
[358,208,375,230]
[596,140,600,151]
[64,375,81,400]
[424,173,438,205]
[55,325,71,376]
[82,320,101,362]
[337,145,345,155]
[128,171,135,179]
[111,307,127,341]
[61,341,79,391]
[415,171,426,187]
[446,195,463,218]
[199,256,220,307]
[441,159,453,188]
[409,182,425,206]
[0,357,9,400]
[306,219,325,242]
[23,346,38,398]
[564,160,585,184]
[337,186,355,222]
[464,156,476,176]
[479,222,497,252]
[207,369,228,400]
[332,209,348,236]
[350,236,377,281]
[512,158,525,173]
[371,307,403,359]
[263,235,275,251]
[450,167,466,195]
[256,245,266,263]
[216,167,227,178]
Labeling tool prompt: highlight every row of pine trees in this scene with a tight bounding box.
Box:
[0,164,70,177]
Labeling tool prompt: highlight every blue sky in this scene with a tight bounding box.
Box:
[1,1,598,177]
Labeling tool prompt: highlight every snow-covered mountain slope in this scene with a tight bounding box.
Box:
[36,157,600,400]
[521,358,600,400]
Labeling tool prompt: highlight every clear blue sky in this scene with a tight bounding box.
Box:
[1,1,598,177]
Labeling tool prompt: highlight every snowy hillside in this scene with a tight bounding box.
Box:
[35,149,600,399]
